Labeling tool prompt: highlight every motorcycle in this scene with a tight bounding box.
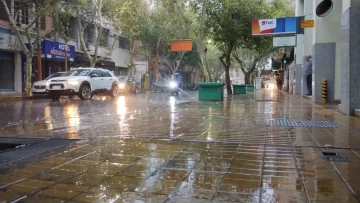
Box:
[169,80,180,96]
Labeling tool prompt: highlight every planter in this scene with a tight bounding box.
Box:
[232,84,246,94]
[198,82,224,101]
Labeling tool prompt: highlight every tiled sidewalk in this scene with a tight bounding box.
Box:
[0,139,359,202]
[0,90,360,202]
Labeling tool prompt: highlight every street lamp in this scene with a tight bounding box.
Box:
[316,0,333,17]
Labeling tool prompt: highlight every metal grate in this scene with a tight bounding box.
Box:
[0,137,42,145]
[320,152,351,162]
[267,119,336,128]
[0,138,78,166]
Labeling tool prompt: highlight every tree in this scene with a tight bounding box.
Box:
[55,2,76,71]
[138,4,197,80]
[232,0,294,84]
[202,0,269,94]
[111,0,149,76]
[75,0,127,67]
[0,0,60,96]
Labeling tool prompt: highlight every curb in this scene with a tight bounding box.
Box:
[0,96,33,101]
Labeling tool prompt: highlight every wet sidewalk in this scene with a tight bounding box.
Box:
[0,92,31,101]
[0,90,360,202]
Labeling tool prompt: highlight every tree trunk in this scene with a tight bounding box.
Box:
[224,66,231,94]
[25,53,33,96]
[90,59,96,68]
[244,73,251,85]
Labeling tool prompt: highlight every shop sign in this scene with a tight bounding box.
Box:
[42,39,75,62]
[0,33,22,51]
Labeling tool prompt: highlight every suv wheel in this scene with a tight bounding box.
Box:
[79,84,92,100]
[49,93,61,101]
[110,84,119,98]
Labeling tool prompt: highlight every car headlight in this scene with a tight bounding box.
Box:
[66,81,79,86]
[118,83,125,89]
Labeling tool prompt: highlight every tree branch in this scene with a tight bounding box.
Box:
[0,0,28,52]
[77,9,92,63]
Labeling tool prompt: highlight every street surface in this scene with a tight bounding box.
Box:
[0,90,360,202]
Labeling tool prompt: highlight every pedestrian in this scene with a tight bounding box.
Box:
[304,55,312,95]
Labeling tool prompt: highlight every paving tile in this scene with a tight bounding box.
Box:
[16,178,55,189]
[37,188,80,200]
[0,191,24,202]
[19,196,63,203]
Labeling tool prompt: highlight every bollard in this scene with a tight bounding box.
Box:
[322,79,327,103]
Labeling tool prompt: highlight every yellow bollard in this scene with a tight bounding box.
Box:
[322,79,327,103]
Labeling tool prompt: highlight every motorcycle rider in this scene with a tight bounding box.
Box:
[174,72,182,90]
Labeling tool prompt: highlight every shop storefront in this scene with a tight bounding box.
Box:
[21,39,75,91]
[0,50,14,91]
[42,39,75,78]
[0,28,22,92]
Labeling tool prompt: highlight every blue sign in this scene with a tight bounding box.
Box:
[42,39,75,62]
[21,40,76,91]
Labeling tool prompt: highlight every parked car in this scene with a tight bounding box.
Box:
[118,76,137,94]
[32,72,66,96]
[47,68,120,100]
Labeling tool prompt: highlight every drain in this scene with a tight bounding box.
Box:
[0,137,42,152]
[267,119,336,128]
[0,138,79,166]
[320,152,351,162]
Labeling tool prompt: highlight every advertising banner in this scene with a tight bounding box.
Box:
[252,17,303,36]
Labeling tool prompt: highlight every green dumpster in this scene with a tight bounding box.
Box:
[246,84,254,92]
[232,84,246,94]
[198,82,224,101]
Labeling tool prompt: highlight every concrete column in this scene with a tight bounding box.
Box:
[301,0,313,96]
[341,0,360,115]
[311,0,342,103]
[294,0,305,95]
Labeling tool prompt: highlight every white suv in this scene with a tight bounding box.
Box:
[47,68,120,100]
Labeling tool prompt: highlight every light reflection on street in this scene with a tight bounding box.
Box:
[44,105,53,130]
[116,96,129,135]
[65,104,80,138]
[169,96,176,138]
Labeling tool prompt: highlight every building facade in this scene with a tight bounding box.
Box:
[0,0,131,93]
[295,0,360,115]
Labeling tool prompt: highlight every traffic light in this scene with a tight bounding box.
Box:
[316,0,333,17]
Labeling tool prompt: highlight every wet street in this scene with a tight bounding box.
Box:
[0,90,360,203]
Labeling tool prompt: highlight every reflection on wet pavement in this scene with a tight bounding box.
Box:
[0,90,360,202]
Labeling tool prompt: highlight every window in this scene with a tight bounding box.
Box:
[101,70,112,77]
[99,28,109,47]
[90,70,103,77]
[14,1,30,25]
[119,37,130,50]
[84,25,93,44]
[0,0,11,21]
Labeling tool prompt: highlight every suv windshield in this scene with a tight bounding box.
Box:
[64,69,91,76]
[45,72,65,80]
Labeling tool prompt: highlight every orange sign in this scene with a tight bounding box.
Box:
[170,40,192,52]
[301,20,314,28]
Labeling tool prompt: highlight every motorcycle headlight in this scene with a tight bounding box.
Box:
[169,82,177,88]
[118,83,125,89]
[66,81,79,86]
